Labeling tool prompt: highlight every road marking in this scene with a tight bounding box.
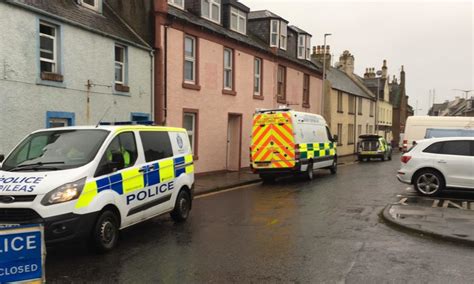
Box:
[195,182,260,199]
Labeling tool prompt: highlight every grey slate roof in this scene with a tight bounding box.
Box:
[362,77,386,98]
[248,10,287,22]
[289,25,310,35]
[326,67,375,100]
[167,6,321,74]
[222,0,250,12]
[7,0,149,49]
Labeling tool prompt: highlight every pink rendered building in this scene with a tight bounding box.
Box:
[155,0,323,174]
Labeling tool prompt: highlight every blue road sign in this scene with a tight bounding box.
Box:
[0,225,44,283]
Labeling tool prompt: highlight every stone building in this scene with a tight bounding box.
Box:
[428,97,474,117]
[0,0,153,154]
[312,48,376,156]
[361,60,393,141]
[389,66,413,146]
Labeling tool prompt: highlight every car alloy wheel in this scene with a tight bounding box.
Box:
[416,173,440,195]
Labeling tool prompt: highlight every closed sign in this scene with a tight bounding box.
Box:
[0,225,44,283]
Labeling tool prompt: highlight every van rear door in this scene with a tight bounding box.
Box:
[251,112,295,169]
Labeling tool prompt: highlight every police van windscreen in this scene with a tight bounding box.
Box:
[1,130,110,171]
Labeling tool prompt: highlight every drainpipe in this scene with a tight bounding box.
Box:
[86,80,92,124]
[354,96,357,154]
[150,50,155,121]
[163,25,168,126]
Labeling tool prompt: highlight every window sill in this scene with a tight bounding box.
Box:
[222,89,237,96]
[113,91,131,97]
[36,77,66,88]
[358,113,363,115]
[337,110,344,113]
[302,103,310,108]
[182,82,201,91]
[370,115,374,117]
[115,84,130,93]
[41,72,64,82]
[348,143,354,145]
[348,112,355,115]
[277,97,287,104]
[337,143,343,146]
[253,95,264,100]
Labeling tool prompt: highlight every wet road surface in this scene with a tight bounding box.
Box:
[46,155,474,283]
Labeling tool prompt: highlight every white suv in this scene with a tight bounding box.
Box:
[397,137,474,196]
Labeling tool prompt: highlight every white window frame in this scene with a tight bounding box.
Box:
[297,34,305,59]
[39,22,57,74]
[114,45,126,85]
[270,19,279,47]
[168,0,184,9]
[81,0,100,11]
[184,35,196,83]
[202,0,221,24]
[254,57,262,95]
[280,21,287,50]
[184,113,196,152]
[230,7,246,35]
[223,48,233,90]
[305,36,311,60]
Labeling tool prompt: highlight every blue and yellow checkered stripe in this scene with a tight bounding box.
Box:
[76,154,194,209]
[299,143,336,159]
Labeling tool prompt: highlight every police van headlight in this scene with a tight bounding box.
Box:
[41,178,86,206]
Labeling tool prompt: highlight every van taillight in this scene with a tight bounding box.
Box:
[401,156,411,163]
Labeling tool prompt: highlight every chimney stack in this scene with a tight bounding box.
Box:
[364,68,369,78]
[338,50,355,74]
[311,45,331,70]
[381,59,388,79]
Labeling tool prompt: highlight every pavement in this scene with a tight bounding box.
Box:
[45,154,474,282]
[194,154,358,196]
[382,192,474,246]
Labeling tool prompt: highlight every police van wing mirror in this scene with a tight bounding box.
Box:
[332,135,338,143]
[0,154,4,163]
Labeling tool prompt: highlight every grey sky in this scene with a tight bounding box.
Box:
[243,0,473,115]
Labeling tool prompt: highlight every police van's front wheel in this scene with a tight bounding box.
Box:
[171,190,191,223]
[91,210,119,253]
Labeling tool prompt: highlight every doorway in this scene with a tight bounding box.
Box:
[226,113,242,171]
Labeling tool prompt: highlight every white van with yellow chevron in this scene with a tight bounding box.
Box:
[0,123,194,252]
[251,108,338,182]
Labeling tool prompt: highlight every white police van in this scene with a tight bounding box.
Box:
[0,123,194,252]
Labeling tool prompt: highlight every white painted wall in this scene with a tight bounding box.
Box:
[0,3,152,154]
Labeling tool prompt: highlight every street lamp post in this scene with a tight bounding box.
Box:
[321,33,332,118]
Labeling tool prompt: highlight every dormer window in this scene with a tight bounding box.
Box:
[230,7,246,35]
[280,22,287,50]
[270,20,287,50]
[168,0,184,9]
[297,34,312,60]
[80,0,101,11]
[202,0,221,24]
